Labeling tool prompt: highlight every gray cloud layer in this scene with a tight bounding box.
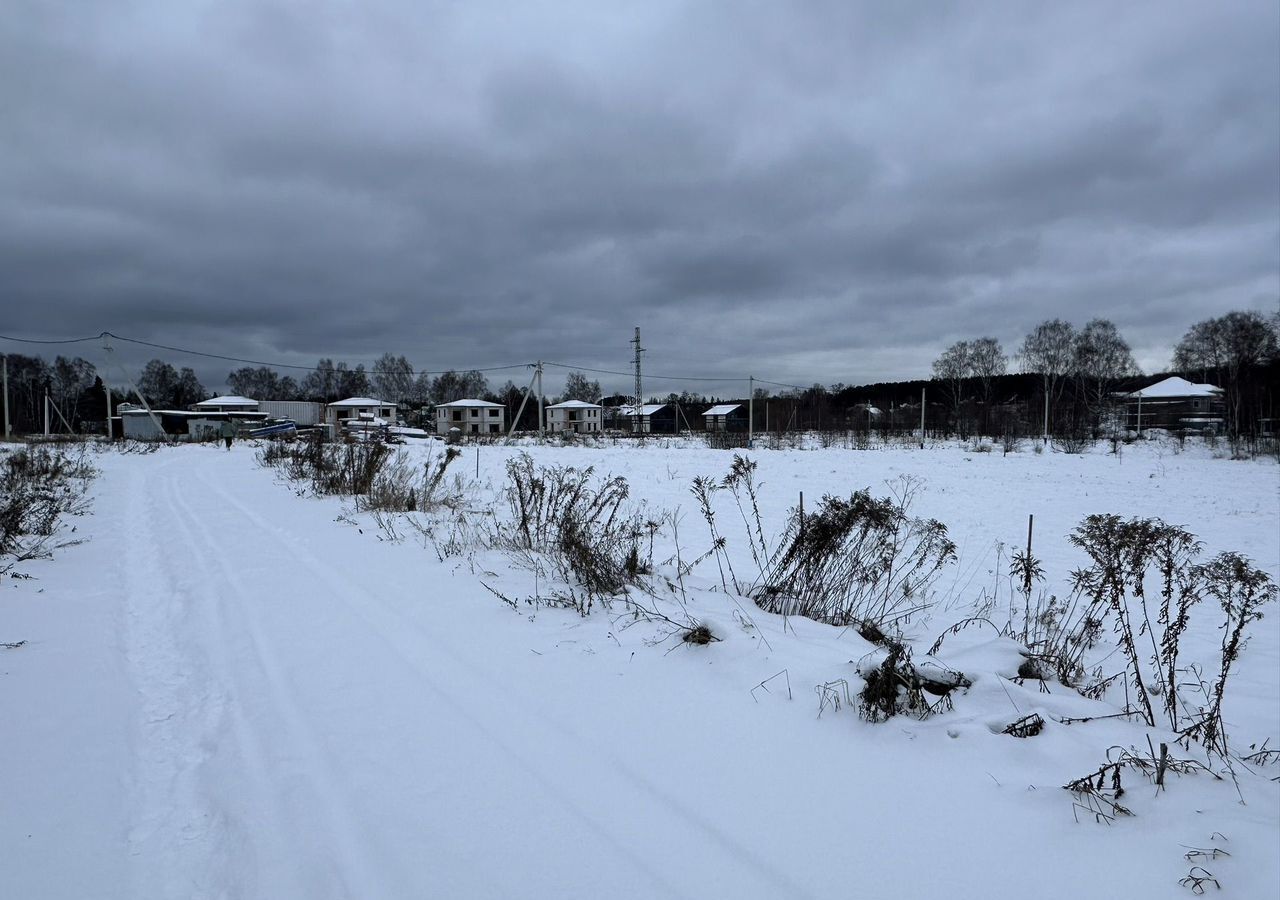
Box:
[2,0,1277,394]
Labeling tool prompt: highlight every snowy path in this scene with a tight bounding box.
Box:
[109,453,813,899]
[3,444,1277,899]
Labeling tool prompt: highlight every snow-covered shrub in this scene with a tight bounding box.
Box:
[752,477,956,633]
[1066,515,1275,756]
[493,453,654,601]
[365,446,462,513]
[855,644,969,723]
[258,436,391,498]
[0,445,96,572]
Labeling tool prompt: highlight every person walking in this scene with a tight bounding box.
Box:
[219,419,235,451]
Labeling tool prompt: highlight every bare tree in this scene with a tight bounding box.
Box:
[410,371,433,404]
[561,371,602,403]
[51,356,96,424]
[1173,318,1226,382]
[931,341,971,436]
[300,358,340,402]
[227,366,282,399]
[430,369,489,404]
[968,337,1007,435]
[336,363,370,398]
[138,359,181,406]
[1176,310,1279,440]
[372,353,415,404]
[173,367,207,407]
[1074,319,1137,431]
[1020,319,1077,437]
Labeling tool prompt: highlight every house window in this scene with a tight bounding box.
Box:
[470,409,479,418]
[489,424,499,433]
[452,410,462,421]
[489,409,498,417]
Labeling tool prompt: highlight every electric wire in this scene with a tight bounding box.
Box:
[0,329,829,393]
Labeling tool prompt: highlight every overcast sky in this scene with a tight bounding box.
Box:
[2,1,1277,396]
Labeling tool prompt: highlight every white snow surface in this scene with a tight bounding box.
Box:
[327,397,393,408]
[1128,376,1222,398]
[2,438,1277,899]
[195,396,260,408]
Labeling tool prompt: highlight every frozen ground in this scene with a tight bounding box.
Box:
[1,437,1277,899]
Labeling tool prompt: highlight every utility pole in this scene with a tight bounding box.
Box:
[103,334,166,441]
[536,360,544,439]
[43,392,50,437]
[105,380,113,440]
[2,353,9,441]
[508,363,540,438]
[919,386,926,450]
[1043,386,1049,446]
[748,375,754,448]
[630,326,644,434]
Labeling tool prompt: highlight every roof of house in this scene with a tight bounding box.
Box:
[1127,377,1222,399]
[547,400,602,409]
[703,404,741,416]
[195,395,259,407]
[620,404,667,416]
[328,397,394,408]
[435,398,503,409]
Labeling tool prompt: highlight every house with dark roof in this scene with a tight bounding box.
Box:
[1121,376,1224,433]
[702,403,748,432]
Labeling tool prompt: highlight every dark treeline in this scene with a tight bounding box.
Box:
[637,311,1280,447]
[3,310,1276,441]
[0,354,115,435]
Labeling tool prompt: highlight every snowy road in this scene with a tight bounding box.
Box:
[111,454,814,899]
[3,444,1277,899]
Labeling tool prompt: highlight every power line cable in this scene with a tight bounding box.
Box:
[0,330,825,392]
[106,333,533,376]
[541,361,745,383]
[0,330,533,376]
[0,331,105,346]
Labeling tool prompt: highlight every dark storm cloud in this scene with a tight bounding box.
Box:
[1,0,1276,394]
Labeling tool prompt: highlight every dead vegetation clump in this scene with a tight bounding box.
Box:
[0,445,96,574]
[753,477,956,634]
[258,437,464,513]
[492,453,655,601]
[681,622,717,645]
[856,644,970,723]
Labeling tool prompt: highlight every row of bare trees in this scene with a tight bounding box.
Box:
[1173,311,1278,446]
[927,310,1279,444]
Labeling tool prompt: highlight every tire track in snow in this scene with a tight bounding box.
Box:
[157,464,395,899]
[122,460,237,898]
[193,462,813,900]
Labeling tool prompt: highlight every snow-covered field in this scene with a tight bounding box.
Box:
[2,437,1277,899]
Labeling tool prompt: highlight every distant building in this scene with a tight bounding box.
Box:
[257,400,325,426]
[327,397,397,430]
[615,403,679,433]
[1121,376,1224,432]
[703,403,748,432]
[121,408,267,441]
[434,399,505,435]
[193,395,260,413]
[545,400,602,434]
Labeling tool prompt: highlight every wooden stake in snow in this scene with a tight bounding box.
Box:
[1024,514,1035,596]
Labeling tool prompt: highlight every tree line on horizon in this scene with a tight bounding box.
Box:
[0,309,1275,440]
